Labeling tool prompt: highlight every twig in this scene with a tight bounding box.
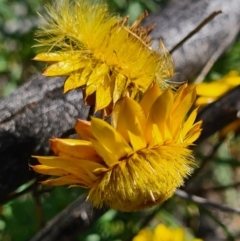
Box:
[0,179,39,205]
[169,10,222,54]
[87,105,95,121]
[175,189,240,215]
[199,181,240,192]
[33,184,45,228]
[60,128,76,138]
[194,30,239,83]
[30,194,106,241]
[196,85,240,143]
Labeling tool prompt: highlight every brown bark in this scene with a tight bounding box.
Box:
[143,0,240,83]
[29,194,105,241]
[0,75,89,200]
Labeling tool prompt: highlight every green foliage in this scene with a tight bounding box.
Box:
[209,39,240,78]
[0,186,84,241]
[1,0,240,241]
[0,0,47,96]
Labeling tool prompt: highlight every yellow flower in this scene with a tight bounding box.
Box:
[194,71,240,106]
[194,71,240,138]
[32,83,202,212]
[132,224,203,241]
[33,0,173,115]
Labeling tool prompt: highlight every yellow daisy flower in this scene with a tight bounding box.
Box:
[194,70,240,106]
[33,0,173,115]
[132,224,203,241]
[194,70,240,138]
[32,83,202,212]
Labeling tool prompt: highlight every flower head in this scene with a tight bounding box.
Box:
[32,83,202,212]
[132,224,203,241]
[33,0,173,115]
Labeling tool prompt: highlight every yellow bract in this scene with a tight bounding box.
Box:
[194,70,240,138]
[132,224,203,241]
[32,83,202,212]
[33,0,173,115]
[194,70,240,106]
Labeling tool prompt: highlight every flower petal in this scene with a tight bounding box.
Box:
[95,76,112,112]
[33,52,69,62]
[150,88,173,136]
[181,107,199,138]
[50,138,100,161]
[117,97,147,151]
[31,165,70,176]
[75,119,95,140]
[86,63,109,97]
[91,117,132,163]
[41,175,83,186]
[90,138,119,167]
[170,86,196,134]
[113,73,127,103]
[196,83,231,97]
[184,121,202,144]
[43,60,87,76]
[195,96,216,106]
[64,72,87,93]
[34,156,103,172]
[140,83,162,116]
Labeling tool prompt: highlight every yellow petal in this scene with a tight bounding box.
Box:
[90,138,119,167]
[43,60,87,76]
[86,63,109,96]
[81,62,93,80]
[147,122,163,147]
[153,224,173,240]
[56,165,99,183]
[95,76,112,112]
[181,107,199,138]
[50,138,100,161]
[111,98,122,129]
[196,83,231,97]
[221,73,240,86]
[31,165,70,176]
[34,155,105,186]
[113,73,127,103]
[75,119,94,140]
[170,87,196,134]
[34,156,103,172]
[150,88,173,133]
[132,229,153,241]
[195,96,216,106]
[184,121,202,144]
[130,84,139,99]
[33,52,70,62]
[91,117,132,162]
[64,72,87,93]
[140,83,162,116]
[85,83,97,97]
[41,175,83,186]
[117,97,147,151]
[173,83,193,106]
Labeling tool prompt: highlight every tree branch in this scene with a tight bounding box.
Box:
[30,194,106,241]
[175,189,240,215]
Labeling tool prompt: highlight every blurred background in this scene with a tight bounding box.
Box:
[1,0,240,241]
